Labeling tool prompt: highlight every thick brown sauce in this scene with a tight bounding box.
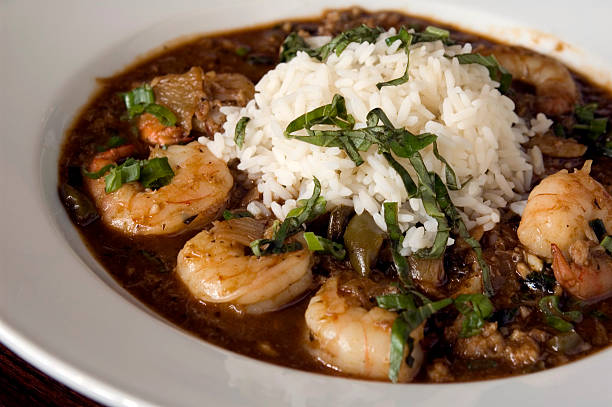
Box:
[59,8,612,382]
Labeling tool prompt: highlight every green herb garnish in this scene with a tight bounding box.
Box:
[454,294,494,338]
[389,298,453,382]
[96,136,126,152]
[121,84,177,126]
[234,117,250,148]
[83,157,174,193]
[303,232,346,259]
[602,236,612,255]
[235,46,250,57]
[286,94,493,296]
[222,210,254,221]
[250,177,322,256]
[454,53,512,93]
[539,295,583,332]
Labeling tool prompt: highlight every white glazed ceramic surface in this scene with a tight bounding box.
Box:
[2,1,611,406]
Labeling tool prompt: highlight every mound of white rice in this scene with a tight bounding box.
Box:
[201,28,550,255]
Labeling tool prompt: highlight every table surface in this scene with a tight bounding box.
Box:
[0,342,103,407]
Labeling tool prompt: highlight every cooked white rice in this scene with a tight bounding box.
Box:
[200,28,550,255]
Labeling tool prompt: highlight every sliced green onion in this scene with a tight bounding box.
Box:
[144,104,177,127]
[539,295,583,332]
[234,117,250,148]
[235,46,250,57]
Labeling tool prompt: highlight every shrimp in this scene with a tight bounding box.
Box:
[304,276,424,382]
[517,161,612,260]
[137,67,255,145]
[85,141,232,235]
[176,219,314,314]
[552,242,612,301]
[518,161,612,300]
[486,46,578,116]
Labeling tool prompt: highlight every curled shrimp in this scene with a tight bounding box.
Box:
[85,141,233,235]
[176,219,314,314]
[304,276,424,382]
[518,161,612,300]
[486,46,578,116]
[517,161,612,260]
[552,242,612,301]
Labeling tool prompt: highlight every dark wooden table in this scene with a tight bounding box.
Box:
[0,342,103,407]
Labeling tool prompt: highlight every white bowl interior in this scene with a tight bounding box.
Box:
[3,0,612,406]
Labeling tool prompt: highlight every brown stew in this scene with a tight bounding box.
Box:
[59,8,612,382]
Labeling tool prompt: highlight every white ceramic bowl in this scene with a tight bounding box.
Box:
[2,1,612,406]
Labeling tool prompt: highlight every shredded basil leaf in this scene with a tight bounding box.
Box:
[234,117,250,148]
[388,298,452,382]
[287,94,493,295]
[376,293,416,311]
[279,32,320,62]
[96,136,126,152]
[303,232,346,260]
[250,177,322,256]
[455,53,512,93]
[383,202,412,287]
[539,295,583,332]
[319,25,385,60]
[454,294,494,338]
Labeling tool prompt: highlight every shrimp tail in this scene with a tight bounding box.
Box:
[90,144,136,171]
[551,243,576,289]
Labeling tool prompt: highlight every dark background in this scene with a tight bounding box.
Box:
[0,343,102,407]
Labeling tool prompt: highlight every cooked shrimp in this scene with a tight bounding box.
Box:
[304,276,424,382]
[517,161,612,260]
[176,219,313,314]
[138,67,255,145]
[486,46,578,116]
[552,242,612,301]
[85,141,232,235]
[138,113,189,146]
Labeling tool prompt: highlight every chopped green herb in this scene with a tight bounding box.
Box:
[377,28,413,89]
[318,25,385,60]
[279,32,320,62]
[602,236,612,255]
[96,135,126,152]
[234,117,250,148]
[222,210,254,221]
[383,202,412,287]
[83,157,174,193]
[454,294,494,338]
[235,46,250,57]
[388,298,453,382]
[250,177,322,256]
[120,84,177,126]
[286,94,493,296]
[303,232,346,259]
[455,53,512,93]
[140,157,174,189]
[539,295,583,332]
[375,293,416,311]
